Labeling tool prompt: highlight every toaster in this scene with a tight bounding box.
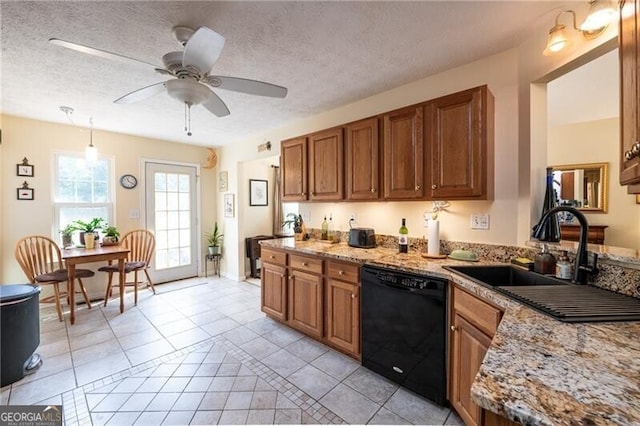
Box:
[348,228,376,248]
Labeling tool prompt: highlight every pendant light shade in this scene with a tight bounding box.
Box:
[543,23,573,56]
[580,0,617,31]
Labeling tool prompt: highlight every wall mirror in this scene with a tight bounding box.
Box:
[551,162,608,213]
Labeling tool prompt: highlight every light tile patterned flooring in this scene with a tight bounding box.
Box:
[1,276,464,425]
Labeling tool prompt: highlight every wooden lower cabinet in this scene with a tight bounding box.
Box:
[288,268,323,339]
[449,284,508,426]
[325,259,361,357]
[261,249,361,359]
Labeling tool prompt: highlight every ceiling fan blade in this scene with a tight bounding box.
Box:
[114,81,167,104]
[182,27,225,73]
[49,38,159,68]
[202,88,230,117]
[207,76,288,98]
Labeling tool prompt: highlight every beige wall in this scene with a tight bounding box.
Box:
[1,115,216,297]
[548,118,639,249]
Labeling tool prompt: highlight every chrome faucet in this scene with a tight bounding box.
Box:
[532,206,599,284]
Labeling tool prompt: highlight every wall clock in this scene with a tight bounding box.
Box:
[120,174,138,189]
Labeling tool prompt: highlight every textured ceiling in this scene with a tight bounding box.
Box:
[2,1,578,147]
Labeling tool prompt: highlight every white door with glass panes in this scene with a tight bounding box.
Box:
[145,162,198,283]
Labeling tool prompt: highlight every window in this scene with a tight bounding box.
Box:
[54,153,114,235]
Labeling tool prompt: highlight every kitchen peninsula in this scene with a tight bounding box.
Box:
[260,237,640,426]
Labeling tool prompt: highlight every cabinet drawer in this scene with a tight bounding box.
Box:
[327,260,360,283]
[453,285,502,337]
[289,254,323,274]
[261,248,287,266]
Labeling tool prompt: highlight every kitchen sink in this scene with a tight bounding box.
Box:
[443,265,568,288]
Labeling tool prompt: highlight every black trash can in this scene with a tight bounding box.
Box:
[1,284,42,386]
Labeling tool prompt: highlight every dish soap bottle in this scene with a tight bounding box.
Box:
[321,216,328,240]
[534,244,556,275]
[399,218,409,253]
[555,250,572,280]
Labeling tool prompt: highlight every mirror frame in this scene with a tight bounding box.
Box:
[550,162,609,213]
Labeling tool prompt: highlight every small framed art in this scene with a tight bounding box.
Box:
[17,186,34,200]
[219,171,228,192]
[249,179,268,206]
[224,193,235,218]
[17,158,34,177]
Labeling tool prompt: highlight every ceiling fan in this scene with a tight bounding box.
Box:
[49,25,287,135]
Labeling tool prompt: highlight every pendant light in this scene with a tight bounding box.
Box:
[85,117,98,163]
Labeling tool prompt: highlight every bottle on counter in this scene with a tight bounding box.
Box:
[555,250,572,280]
[399,218,409,253]
[534,243,556,275]
[321,216,328,240]
[328,214,335,241]
[532,167,561,242]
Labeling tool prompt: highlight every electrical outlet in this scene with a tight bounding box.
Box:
[350,213,356,221]
[471,213,490,230]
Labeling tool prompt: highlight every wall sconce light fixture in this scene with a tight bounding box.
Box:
[543,1,617,56]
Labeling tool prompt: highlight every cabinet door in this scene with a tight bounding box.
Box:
[281,137,308,201]
[288,269,323,338]
[346,118,380,200]
[426,86,494,199]
[325,278,360,356]
[308,128,344,201]
[383,106,424,199]
[261,263,287,321]
[450,313,492,426]
[620,0,640,186]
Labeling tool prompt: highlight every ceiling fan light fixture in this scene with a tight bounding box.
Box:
[85,117,98,163]
[166,79,210,106]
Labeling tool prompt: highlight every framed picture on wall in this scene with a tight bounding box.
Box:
[224,193,235,218]
[17,187,34,200]
[249,179,268,206]
[219,171,228,192]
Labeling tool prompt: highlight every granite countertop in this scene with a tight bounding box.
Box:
[261,238,640,426]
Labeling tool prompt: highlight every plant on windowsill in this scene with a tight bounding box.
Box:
[59,224,75,248]
[102,225,120,245]
[205,222,224,255]
[70,217,106,245]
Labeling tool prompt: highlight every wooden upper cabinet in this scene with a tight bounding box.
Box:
[345,118,380,200]
[383,106,424,199]
[620,0,640,187]
[308,127,344,201]
[281,137,308,201]
[426,85,494,200]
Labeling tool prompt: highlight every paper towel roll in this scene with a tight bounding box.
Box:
[427,219,440,255]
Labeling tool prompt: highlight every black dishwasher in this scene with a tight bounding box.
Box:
[361,265,447,406]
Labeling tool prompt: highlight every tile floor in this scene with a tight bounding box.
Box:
[1,276,464,425]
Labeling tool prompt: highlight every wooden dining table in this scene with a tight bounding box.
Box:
[61,245,130,324]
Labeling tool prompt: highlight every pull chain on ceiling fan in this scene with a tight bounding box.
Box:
[49,25,287,136]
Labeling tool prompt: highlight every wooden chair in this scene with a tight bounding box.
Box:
[99,229,156,306]
[15,235,94,322]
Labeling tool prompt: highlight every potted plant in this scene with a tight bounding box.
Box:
[59,224,75,248]
[70,217,105,245]
[205,222,224,254]
[282,213,305,240]
[102,225,120,245]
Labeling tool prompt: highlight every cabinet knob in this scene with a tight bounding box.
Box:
[311,192,315,196]
[270,255,276,259]
[450,325,457,332]
[301,192,305,196]
[338,270,344,275]
[415,185,421,191]
[301,262,308,266]
[280,274,284,278]
[432,184,437,190]
[351,293,356,299]
[371,188,376,193]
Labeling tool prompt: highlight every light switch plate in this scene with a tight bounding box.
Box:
[471,213,490,230]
